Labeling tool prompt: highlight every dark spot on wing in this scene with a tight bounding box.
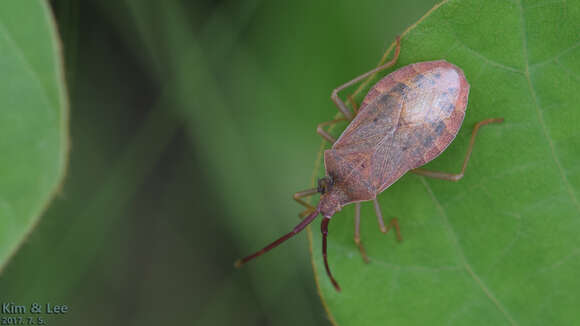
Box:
[448,87,458,95]
[422,75,437,86]
[400,137,412,151]
[433,72,441,79]
[442,102,455,114]
[376,93,393,105]
[373,118,378,122]
[390,82,410,95]
[434,121,446,136]
[423,135,434,147]
[412,74,425,84]
[375,93,402,120]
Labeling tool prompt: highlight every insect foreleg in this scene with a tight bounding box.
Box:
[411,118,504,182]
[330,36,401,120]
[317,118,347,143]
[293,188,318,218]
[347,94,359,115]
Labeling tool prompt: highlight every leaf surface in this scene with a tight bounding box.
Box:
[310,1,580,325]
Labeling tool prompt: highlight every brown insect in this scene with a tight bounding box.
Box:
[235,37,503,291]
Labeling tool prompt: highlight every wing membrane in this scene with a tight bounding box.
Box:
[333,93,403,151]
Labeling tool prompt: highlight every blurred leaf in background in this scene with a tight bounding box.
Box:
[0,0,436,325]
[0,0,67,271]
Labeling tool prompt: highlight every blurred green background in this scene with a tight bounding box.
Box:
[0,0,438,325]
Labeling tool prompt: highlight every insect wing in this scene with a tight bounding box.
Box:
[371,66,468,191]
[333,93,403,152]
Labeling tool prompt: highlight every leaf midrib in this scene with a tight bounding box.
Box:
[516,0,580,214]
[420,177,519,326]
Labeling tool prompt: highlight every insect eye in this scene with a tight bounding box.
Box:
[317,176,333,194]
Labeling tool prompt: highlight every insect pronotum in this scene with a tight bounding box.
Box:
[235,36,503,291]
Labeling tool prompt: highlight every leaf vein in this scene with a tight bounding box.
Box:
[554,59,580,83]
[530,40,580,69]
[455,40,523,73]
[517,0,580,213]
[420,177,519,326]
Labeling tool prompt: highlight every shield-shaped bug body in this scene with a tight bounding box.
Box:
[236,37,503,291]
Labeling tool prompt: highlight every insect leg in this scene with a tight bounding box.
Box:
[373,199,387,233]
[294,188,318,218]
[411,118,504,181]
[354,203,370,263]
[331,36,401,120]
[347,94,359,115]
[373,199,403,241]
[317,118,347,143]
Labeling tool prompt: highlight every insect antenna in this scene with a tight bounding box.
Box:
[235,208,320,267]
[321,217,341,291]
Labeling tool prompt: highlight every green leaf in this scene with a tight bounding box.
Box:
[310,0,580,325]
[0,1,68,270]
